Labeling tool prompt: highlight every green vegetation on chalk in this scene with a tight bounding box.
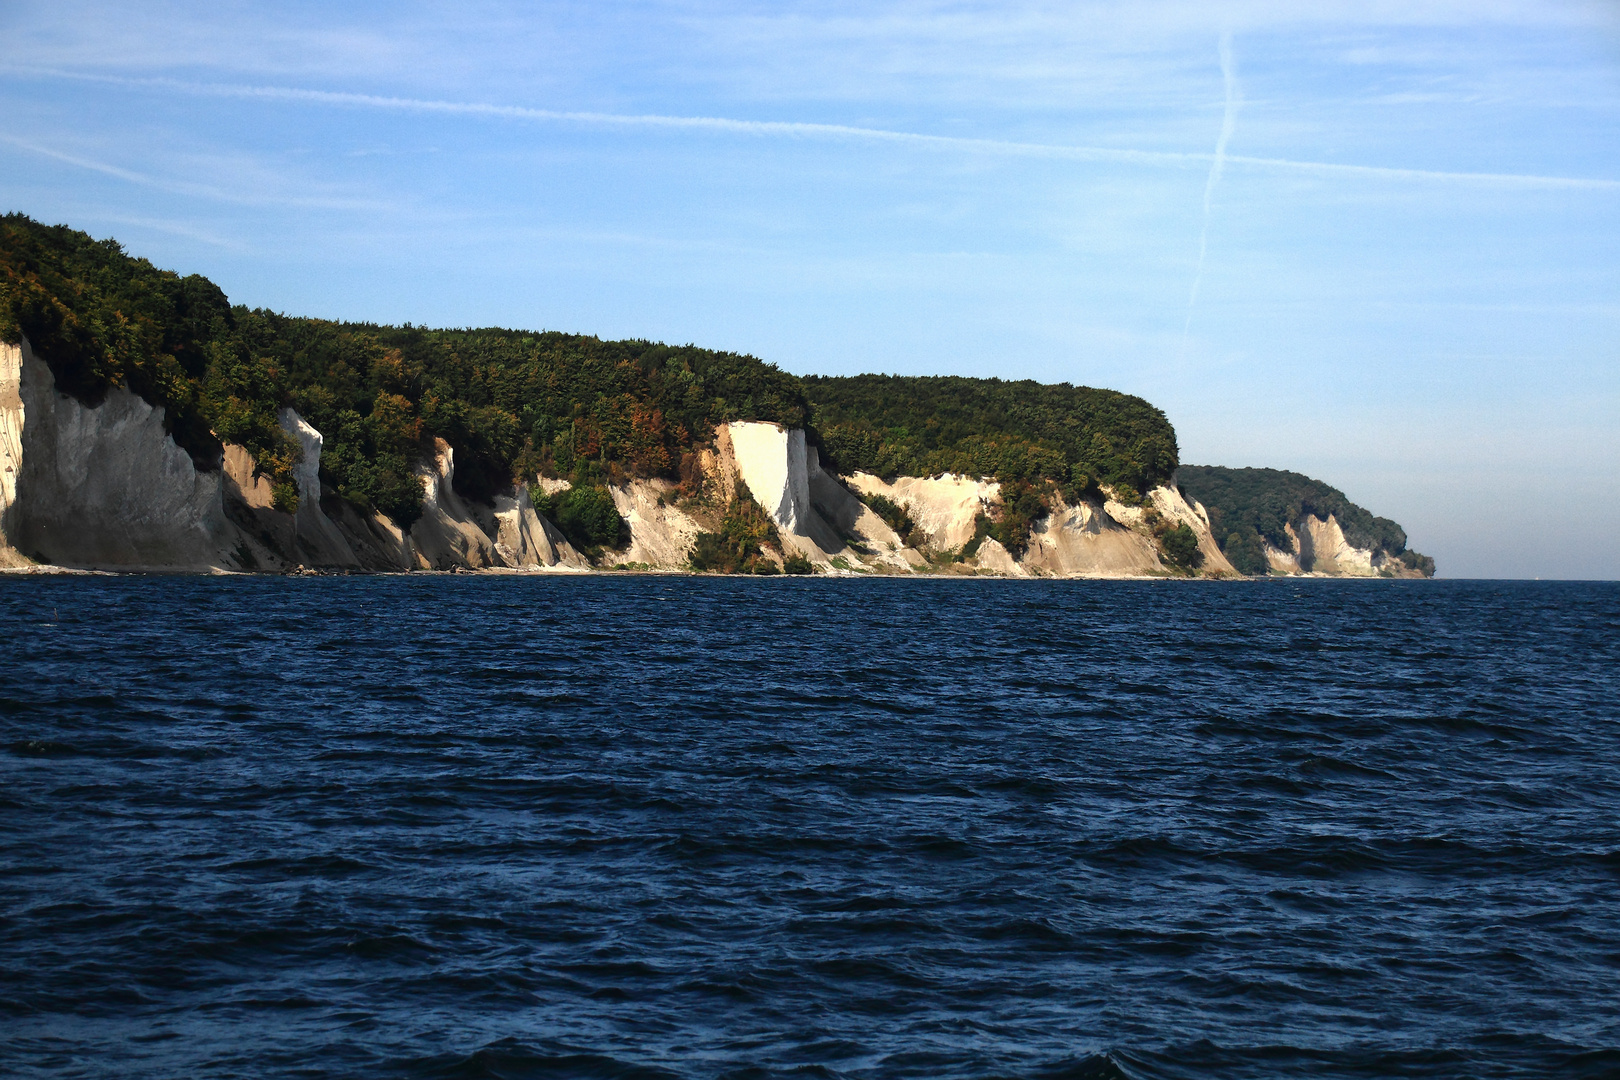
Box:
[1177,465,1406,554]
[990,481,1046,557]
[1160,523,1203,570]
[688,492,782,574]
[805,373,1178,495]
[857,492,915,537]
[782,552,815,575]
[0,215,807,528]
[1178,465,1431,574]
[534,483,626,553]
[1220,526,1269,576]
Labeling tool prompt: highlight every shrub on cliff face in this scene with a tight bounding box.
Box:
[960,513,992,559]
[858,492,914,537]
[953,483,1049,561]
[1160,523,1203,569]
[687,532,733,572]
[536,484,625,552]
[688,493,780,573]
[992,482,1048,557]
[1221,525,1269,575]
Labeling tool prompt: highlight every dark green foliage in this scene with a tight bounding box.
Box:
[3,215,1192,550]
[243,316,805,524]
[1399,549,1436,577]
[960,514,992,559]
[806,374,1178,493]
[782,552,815,575]
[687,532,735,572]
[0,213,234,468]
[1160,523,1203,569]
[0,215,808,529]
[858,492,914,536]
[535,484,626,552]
[1178,466,1408,559]
[1221,526,1270,576]
[953,489,1046,560]
[688,492,782,573]
[991,480,1047,557]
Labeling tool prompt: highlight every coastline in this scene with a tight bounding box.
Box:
[0,562,1425,581]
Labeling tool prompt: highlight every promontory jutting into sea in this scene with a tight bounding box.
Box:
[0,214,1432,580]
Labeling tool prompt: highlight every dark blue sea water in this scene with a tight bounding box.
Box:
[2,577,1618,1080]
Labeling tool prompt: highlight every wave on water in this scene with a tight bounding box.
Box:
[2,577,1618,1079]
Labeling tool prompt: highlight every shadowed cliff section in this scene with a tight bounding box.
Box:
[1179,465,1434,577]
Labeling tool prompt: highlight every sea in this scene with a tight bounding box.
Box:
[2,576,1617,1079]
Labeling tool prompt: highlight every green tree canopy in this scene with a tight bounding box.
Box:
[3,215,1192,535]
[804,373,1178,493]
[1178,465,1408,557]
[1,214,808,525]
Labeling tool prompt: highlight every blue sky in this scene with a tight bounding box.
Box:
[1,0,1617,578]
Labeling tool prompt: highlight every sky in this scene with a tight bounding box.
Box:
[1,1,1617,578]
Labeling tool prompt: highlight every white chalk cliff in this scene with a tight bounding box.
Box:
[1,338,239,570]
[593,420,1235,578]
[0,336,588,573]
[0,340,1398,578]
[1262,514,1410,577]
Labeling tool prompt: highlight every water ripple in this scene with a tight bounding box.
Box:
[1,577,1617,1078]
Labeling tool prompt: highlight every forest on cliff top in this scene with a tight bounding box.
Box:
[0,215,1181,528]
[1178,465,1432,576]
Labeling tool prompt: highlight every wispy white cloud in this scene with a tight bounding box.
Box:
[0,131,392,210]
[71,212,246,249]
[11,67,1619,191]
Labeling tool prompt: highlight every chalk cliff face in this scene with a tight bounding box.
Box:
[587,420,1231,577]
[280,409,361,569]
[494,486,590,571]
[1,338,240,570]
[0,336,590,573]
[1,341,31,568]
[609,480,705,569]
[1023,496,1164,578]
[726,422,814,538]
[1264,514,1416,577]
[410,440,499,570]
[846,472,994,551]
[836,464,1235,578]
[0,346,1392,579]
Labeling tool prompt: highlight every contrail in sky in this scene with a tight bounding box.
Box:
[6,67,1619,191]
[1180,32,1239,357]
[0,131,386,211]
